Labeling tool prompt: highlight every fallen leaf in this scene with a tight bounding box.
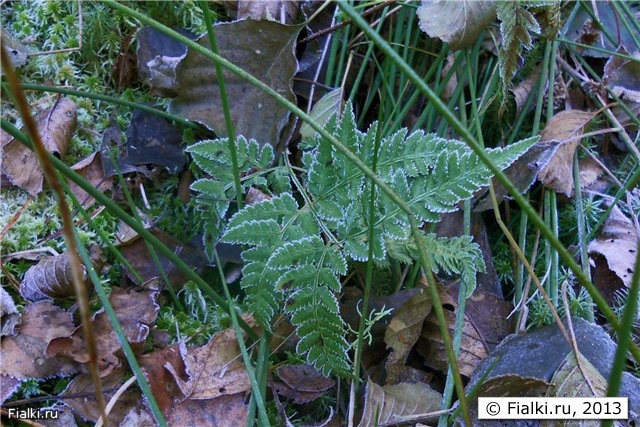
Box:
[67,152,113,208]
[417,282,512,377]
[0,301,79,381]
[119,229,207,289]
[46,287,159,377]
[563,2,640,59]
[63,368,141,424]
[588,204,639,290]
[165,393,248,427]
[465,318,640,423]
[100,108,186,177]
[38,404,77,427]
[603,47,640,103]
[357,378,442,427]
[237,0,298,23]
[120,408,155,427]
[1,97,77,195]
[417,0,497,50]
[0,375,23,405]
[473,139,558,212]
[300,88,344,140]
[511,64,542,115]
[537,109,595,196]
[140,344,186,414]
[166,318,254,400]
[136,27,195,98]
[384,289,431,385]
[20,252,85,302]
[1,31,29,69]
[548,351,607,398]
[0,285,20,337]
[273,364,334,404]
[577,157,608,194]
[170,19,301,153]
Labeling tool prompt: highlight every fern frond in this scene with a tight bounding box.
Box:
[186,136,290,258]
[189,102,538,377]
[289,287,351,377]
[496,1,547,103]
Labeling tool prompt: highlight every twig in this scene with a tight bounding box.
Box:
[1,46,108,426]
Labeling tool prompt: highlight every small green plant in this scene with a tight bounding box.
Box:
[189,103,537,376]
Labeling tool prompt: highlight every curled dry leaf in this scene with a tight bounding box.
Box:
[357,378,442,427]
[273,363,334,404]
[166,317,255,400]
[0,301,79,383]
[63,368,142,424]
[46,287,159,377]
[20,252,86,302]
[67,152,113,209]
[384,289,431,385]
[417,282,513,377]
[537,109,595,196]
[1,97,77,196]
[0,285,20,337]
[588,204,639,294]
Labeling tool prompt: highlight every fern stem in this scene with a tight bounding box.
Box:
[201,2,243,211]
[348,116,384,427]
[334,1,640,364]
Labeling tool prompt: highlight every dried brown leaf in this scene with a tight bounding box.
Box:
[119,229,206,289]
[46,287,159,377]
[417,283,512,377]
[0,375,23,404]
[165,393,248,427]
[357,378,442,427]
[170,20,300,153]
[537,110,595,196]
[0,301,79,381]
[20,253,85,301]
[603,48,640,103]
[140,344,186,414]
[0,285,20,337]
[166,319,254,400]
[588,204,639,289]
[384,289,431,385]
[63,368,141,424]
[1,97,77,195]
[68,152,113,208]
[274,364,334,404]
